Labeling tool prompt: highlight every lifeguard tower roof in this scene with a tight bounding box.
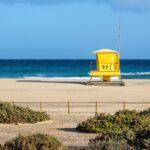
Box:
[93,49,119,54]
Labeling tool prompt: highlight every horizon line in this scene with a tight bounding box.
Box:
[0,58,149,60]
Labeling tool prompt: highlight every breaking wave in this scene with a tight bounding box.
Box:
[122,72,150,76]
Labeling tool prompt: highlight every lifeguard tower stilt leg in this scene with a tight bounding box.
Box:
[103,76,111,82]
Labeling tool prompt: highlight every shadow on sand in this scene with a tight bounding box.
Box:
[57,127,92,134]
[16,80,87,85]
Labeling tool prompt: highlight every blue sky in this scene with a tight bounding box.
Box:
[0,0,150,59]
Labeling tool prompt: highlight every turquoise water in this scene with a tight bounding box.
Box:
[0,59,150,79]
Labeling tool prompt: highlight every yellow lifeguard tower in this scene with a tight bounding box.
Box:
[89,49,124,85]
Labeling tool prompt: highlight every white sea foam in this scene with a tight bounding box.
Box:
[122,72,150,76]
[23,72,150,80]
[34,73,47,77]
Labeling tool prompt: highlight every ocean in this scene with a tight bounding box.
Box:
[0,59,149,79]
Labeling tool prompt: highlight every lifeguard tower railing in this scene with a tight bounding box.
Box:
[90,61,120,72]
[90,61,96,71]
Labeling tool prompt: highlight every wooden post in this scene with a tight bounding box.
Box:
[12,101,15,106]
[123,101,126,110]
[95,101,98,115]
[40,101,43,112]
[68,101,70,114]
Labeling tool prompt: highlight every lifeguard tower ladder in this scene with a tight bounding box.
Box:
[88,49,124,86]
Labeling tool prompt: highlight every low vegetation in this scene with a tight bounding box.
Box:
[0,134,64,150]
[88,126,150,150]
[76,109,150,133]
[77,108,150,150]
[0,102,50,124]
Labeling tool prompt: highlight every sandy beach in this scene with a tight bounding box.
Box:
[0,78,150,102]
[0,78,150,113]
[0,78,150,148]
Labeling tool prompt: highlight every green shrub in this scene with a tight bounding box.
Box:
[139,108,150,116]
[88,131,132,150]
[88,127,150,150]
[78,108,150,150]
[2,133,64,150]
[0,102,50,124]
[133,126,150,149]
[76,109,150,133]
